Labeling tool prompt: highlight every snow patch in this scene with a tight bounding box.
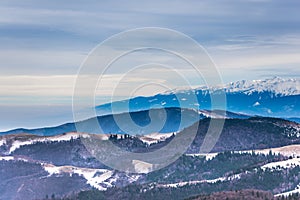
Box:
[42,163,112,190]
[0,156,14,161]
[139,132,174,145]
[159,173,241,188]
[74,169,113,190]
[186,153,218,160]
[275,184,300,197]
[43,164,61,176]
[0,138,6,147]
[267,109,272,114]
[9,132,91,153]
[132,160,153,173]
[0,156,29,162]
[188,144,300,160]
[253,101,260,106]
[161,102,167,106]
[241,144,300,157]
[261,158,300,170]
[148,98,157,103]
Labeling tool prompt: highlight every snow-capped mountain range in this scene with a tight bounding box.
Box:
[167,77,300,97]
[207,77,300,97]
[95,77,300,118]
[1,77,298,135]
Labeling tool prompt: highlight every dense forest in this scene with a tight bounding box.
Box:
[39,151,300,200]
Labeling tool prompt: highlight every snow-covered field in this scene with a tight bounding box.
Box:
[42,163,113,190]
[6,132,91,153]
[158,173,242,188]
[276,184,300,197]
[139,132,174,145]
[0,156,14,161]
[261,158,300,170]
[187,144,300,160]
[2,131,176,153]
[41,163,142,190]
[0,153,142,191]
[132,159,154,173]
[253,145,300,157]
[0,155,30,162]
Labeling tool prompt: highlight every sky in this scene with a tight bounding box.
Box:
[0,0,300,130]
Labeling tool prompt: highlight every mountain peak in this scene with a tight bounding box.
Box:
[165,77,300,97]
[224,77,300,96]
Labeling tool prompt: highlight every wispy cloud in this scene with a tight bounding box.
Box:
[0,0,300,103]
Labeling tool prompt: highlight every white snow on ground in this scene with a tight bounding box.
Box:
[132,160,153,173]
[286,124,300,138]
[187,144,300,160]
[43,164,61,175]
[197,110,243,119]
[139,132,174,145]
[161,180,203,188]
[0,156,14,161]
[148,98,157,103]
[253,101,260,106]
[223,77,300,96]
[164,77,300,97]
[1,156,141,191]
[261,158,300,170]
[295,126,300,138]
[0,138,6,147]
[42,163,113,190]
[159,173,241,188]
[252,145,300,157]
[9,140,38,154]
[0,156,29,162]
[275,184,300,197]
[232,144,300,158]
[8,132,91,154]
[74,169,113,190]
[186,153,218,160]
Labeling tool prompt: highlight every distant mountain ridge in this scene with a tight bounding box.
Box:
[0,77,297,135]
[164,77,300,96]
[200,76,300,96]
[0,77,299,199]
[1,117,299,156]
[1,108,247,136]
[96,77,300,118]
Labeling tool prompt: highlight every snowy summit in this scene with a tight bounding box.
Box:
[223,77,300,96]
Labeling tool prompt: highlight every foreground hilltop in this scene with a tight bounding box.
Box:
[0,116,300,199]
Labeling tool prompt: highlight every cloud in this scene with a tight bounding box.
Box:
[212,35,300,51]
[215,52,300,69]
[0,0,300,104]
[0,49,85,75]
[1,0,300,130]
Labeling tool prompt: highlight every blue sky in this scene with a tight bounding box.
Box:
[0,0,300,130]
